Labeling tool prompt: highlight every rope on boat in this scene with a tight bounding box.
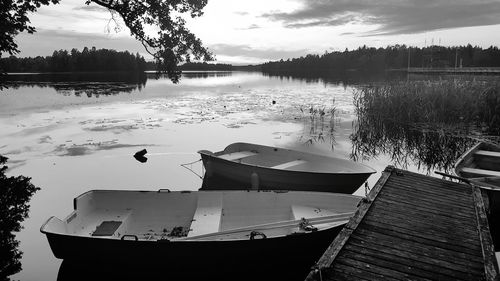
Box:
[249,231,267,240]
[299,218,318,232]
[364,182,370,196]
[310,265,324,281]
[180,159,204,180]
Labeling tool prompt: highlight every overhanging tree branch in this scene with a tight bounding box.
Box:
[89,0,213,83]
[1,0,212,84]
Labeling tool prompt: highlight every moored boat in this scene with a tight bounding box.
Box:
[454,141,500,189]
[199,142,375,193]
[454,141,500,250]
[41,189,361,274]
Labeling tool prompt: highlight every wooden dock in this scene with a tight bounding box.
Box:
[306,166,499,281]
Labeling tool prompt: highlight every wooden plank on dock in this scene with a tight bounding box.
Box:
[305,166,499,281]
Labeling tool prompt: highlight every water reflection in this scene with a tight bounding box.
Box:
[350,114,478,173]
[57,258,310,281]
[181,71,233,79]
[0,156,39,281]
[1,72,147,97]
[262,70,405,87]
[144,70,234,80]
[1,71,239,97]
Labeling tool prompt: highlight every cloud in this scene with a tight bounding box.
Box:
[73,5,109,13]
[262,0,500,35]
[238,24,261,30]
[234,11,249,16]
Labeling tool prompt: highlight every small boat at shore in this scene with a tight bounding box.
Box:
[454,142,500,251]
[454,142,500,190]
[41,189,360,270]
[199,142,375,194]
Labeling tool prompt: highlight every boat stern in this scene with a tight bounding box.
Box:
[40,216,71,259]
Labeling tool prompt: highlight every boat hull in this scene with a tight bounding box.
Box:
[200,153,371,193]
[46,224,343,279]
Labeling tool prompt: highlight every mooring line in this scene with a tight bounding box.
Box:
[180,159,204,180]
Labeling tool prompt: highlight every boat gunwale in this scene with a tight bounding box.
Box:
[42,220,345,243]
[40,216,58,234]
[455,142,500,176]
[454,142,482,177]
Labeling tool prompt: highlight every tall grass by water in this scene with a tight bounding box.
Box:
[353,79,500,135]
[351,78,500,172]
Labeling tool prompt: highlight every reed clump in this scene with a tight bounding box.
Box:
[298,99,337,148]
[353,79,500,135]
[351,79,500,172]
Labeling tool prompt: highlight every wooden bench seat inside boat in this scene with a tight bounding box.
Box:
[89,210,132,237]
[218,151,257,161]
[475,150,500,158]
[188,193,222,237]
[92,221,122,236]
[271,160,307,170]
[462,167,500,177]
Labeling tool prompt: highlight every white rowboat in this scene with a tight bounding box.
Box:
[41,189,361,269]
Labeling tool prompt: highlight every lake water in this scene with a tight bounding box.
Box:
[0,71,487,280]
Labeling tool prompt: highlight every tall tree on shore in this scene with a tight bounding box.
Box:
[0,0,213,83]
[0,156,40,280]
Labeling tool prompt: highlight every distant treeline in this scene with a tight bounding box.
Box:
[0,47,147,73]
[179,62,232,71]
[261,45,500,73]
[178,62,260,71]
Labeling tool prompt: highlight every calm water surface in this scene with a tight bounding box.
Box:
[0,71,471,280]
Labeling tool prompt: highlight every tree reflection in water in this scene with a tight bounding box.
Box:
[0,156,40,281]
[1,72,147,97]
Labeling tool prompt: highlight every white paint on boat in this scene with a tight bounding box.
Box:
[476,150,500,158]
[188,192,222,237]
[41,190,361,242]
[218,151,257,161]
[462,167,500,177]
[271,159,307,170]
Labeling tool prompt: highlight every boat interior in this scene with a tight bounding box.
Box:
[203,142,375,174]
[42,190,360,241]
[459,143,500,178]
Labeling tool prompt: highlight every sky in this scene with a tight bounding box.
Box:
[11,0,500,65]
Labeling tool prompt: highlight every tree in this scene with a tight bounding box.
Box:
[1,0,213,83]
[0,0,60,56]
[0,156,40,280]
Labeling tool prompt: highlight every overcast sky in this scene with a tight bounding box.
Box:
[12,0,500,65]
